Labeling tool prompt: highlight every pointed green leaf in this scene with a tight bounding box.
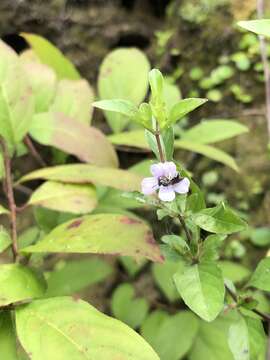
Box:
[29,112,118,168]
[181,120,248,144]
[149,69,164,101]
[0,311,18,359]
[21,33,81,80]
[19,164,142,192]
[93,99,138,118]
[141,310,199,360]
[46,258,113,296]
[16,297,160,360]
[219,261,251,284]
[21,214,163,263]
[238,20,270,38]
[200,234,227,262]
[173,262,225,322]
[28,181,97,214]
[98,48,150,133]
[168,98,207,126]
[248,257,270,292]
[0,264,45,306]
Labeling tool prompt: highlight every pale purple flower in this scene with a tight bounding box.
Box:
[141,161,190,202]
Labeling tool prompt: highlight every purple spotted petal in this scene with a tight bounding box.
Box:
[173,177,190,194]
[158,186,175,202]
[150,163,165,178]
[163,162,177,178]
[141,177,159,195]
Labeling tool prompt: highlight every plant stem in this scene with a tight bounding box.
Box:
[24,135,46,167]
[0,137,18,262]
[257,0,270,139]
[178,214,192,244]
[154,123,165,163]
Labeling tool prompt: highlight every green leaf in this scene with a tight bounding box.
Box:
[28,181,97,214]
[19,164,142,192]
[120,256,147,277]
[228,313,266,360]
[145,129,162,160]
[149,69,164,102]
[93,99,138,118]
[0,204,9,215]
[0,311,18,359]
[29,112,118,167]
[192,203,247,234]
[21,214,163,263]
[152,260,185,302]
[173,262,225,322]
[0,264,45,306]
[163,79,181,111]
[109,130,149,150]
[20,60,57,113]
[168,98,207,126]
[181,120,248,144]
[238,20,270,38]
[219,261,251,283]
[112,283,149,329]
[174,140,239,171]
[51,79,95,124]
[250,227,270,247]
[189,313,235,360]
[200,234,227,262]
[46,258,113,296]
[0,40,34,148]
[21,33,81,80]
[162,127,174,161]
[248,258,270,292]
[16,297,160,360]
[0,226,11,252]
[98,48,150,133]
[141,310,199,360]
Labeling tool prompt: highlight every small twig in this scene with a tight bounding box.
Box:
[23,136,46,167]
[257,0,270,139]
[178,214,192,244]
[0,137,18,262]
[154,122,165,163]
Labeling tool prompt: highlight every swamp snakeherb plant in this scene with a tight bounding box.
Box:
[0,33,269,359]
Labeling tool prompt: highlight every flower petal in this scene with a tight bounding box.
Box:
[158,186,175,202]
[141,177,159,195]
[173,177,190,194]
[163,162,177,178]
[150,163,165,178]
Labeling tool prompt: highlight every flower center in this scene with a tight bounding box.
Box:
[158,173,181,187]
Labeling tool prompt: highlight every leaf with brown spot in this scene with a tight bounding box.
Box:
[21,214,163,263]
[29,112,118,168]
[19,164,142,192]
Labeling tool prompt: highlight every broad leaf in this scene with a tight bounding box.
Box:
[16,297,160,360]
[174,140,239,171]
[152,260,185,302]
[51,79,94,124]
[93,99,138,118]
[0,227,11,252]
[21,214,163,263]
[193,203,247,234]
[228,313,266,360]
[0,264,45,306]
[189,313,235,360]
[109,130,148,149]
[21,33,81,79]
[248,258,270,292]
[200,234,227,262]
[98,48,150,133]
[238,20,270,38]
[120,257,147,277]
[0,204,9,215]
[46,258,113,296]
[0,40,34,148]
[19,164,142,191]
[219,261,251,284]
[28,181,97,214]
[181,120,248,144]
[112,283,149,329]
[168,98,207,126]
[173,262,225,322]
[250,227,270,247]
[20,60,57,113]
[29,112,118,167]
[0,311,18,359]
[141,310,199,360]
